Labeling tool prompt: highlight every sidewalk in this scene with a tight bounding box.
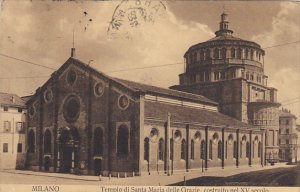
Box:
[2,163,293,185]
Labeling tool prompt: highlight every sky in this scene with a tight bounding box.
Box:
[0,0,299,122]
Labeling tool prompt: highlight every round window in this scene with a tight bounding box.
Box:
[67,70,77,85]
[118,95,129,109]
[44,89,53,103]
[194,131,201,142]
[63,96,80,122]
[150,128,159,141]
[94,82,104,97]
[174,130,182,142]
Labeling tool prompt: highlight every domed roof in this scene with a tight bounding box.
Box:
[187,12,263,53]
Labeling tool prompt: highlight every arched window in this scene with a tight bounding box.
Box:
[94,127,103,156]
[221,48,227,59]
[117,125,129,156]
[237,48,242,59]
[200,140,205,159]
[217,141,222,159]
[44,130,51,154]
[258,142,261,158]
[214,48,219,59]
[28,129,35,153]
[144,137,149,161]
[246,142,250,158]
[233,141,237,159]
[245,48,249,59]
[181,139,186,160]
[205,49,210,60]
[200,50,204,61]
[250,49,254,60]
[209,140,213,160]
[225,141,228,159]
[191,140,195,160]
[231,48,236,58]
[158,138,164,161]
[240,141,243,158]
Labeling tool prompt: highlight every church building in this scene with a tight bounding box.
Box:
[25,56,264,176]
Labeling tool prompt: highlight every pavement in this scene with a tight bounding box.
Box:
[1,163,294,186]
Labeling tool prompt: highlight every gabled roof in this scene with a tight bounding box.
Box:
[145,101,252,129]
[28,57,218,106]
[114,78,218,106]
[0,92,26,107]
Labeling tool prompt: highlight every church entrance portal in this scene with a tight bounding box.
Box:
[94,159,102,176]
[58,127,79,173]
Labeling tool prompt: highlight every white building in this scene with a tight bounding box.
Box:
[0,92,27,170]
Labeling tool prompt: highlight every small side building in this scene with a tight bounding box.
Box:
[278,109,299,163]
[0,92,27,170]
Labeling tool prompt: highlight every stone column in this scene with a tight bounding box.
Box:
[249,131,252,167]
[205,126,208,170]
[236,129,240,168]
[222,128,225,169]
[186,124,190,172]
[164,113,171,176]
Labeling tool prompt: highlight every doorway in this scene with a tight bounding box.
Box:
[61,145,73,173]
[44,156,51,171]
[94,159,102,176]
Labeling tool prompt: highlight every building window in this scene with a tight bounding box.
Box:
[3,143,8,153]
[246,142,250,158]
[246,73,250,80]
[28,130,35,153]
[245,48,249,59]
[286,139,289,144]
[237,48,242,59]
[286,120,289,125]
[117,125,129,156]
[231,48,236,58]
[44,130,52,154]
[250,49,254,60]
[191,140,195,160]
[250,74,254,81]
[221,48,226,59]
[200,140,205,159]
[144,137,149,161]
[286,129,289,134]
[200,50,204,61]
[3,106,8,111]
[158,138,164,161]
[94,127,103,156]
[214,72,220,81]
[181,139,186,160]
[3,121,11,132]
[258,142,261,158]
[209,140,213,160]
[205,49,210,60]
[225,141,228,159]
[17,143,22,153]
[240,141,243,158]
[18,108,23,113]
[214,48,219,59]
[217,141,222,159]
[16,122,24,133]
[233,141,237,159]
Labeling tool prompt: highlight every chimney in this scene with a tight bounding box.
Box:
[71,48,76,58]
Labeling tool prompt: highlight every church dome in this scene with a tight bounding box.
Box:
[184,12,265,70]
